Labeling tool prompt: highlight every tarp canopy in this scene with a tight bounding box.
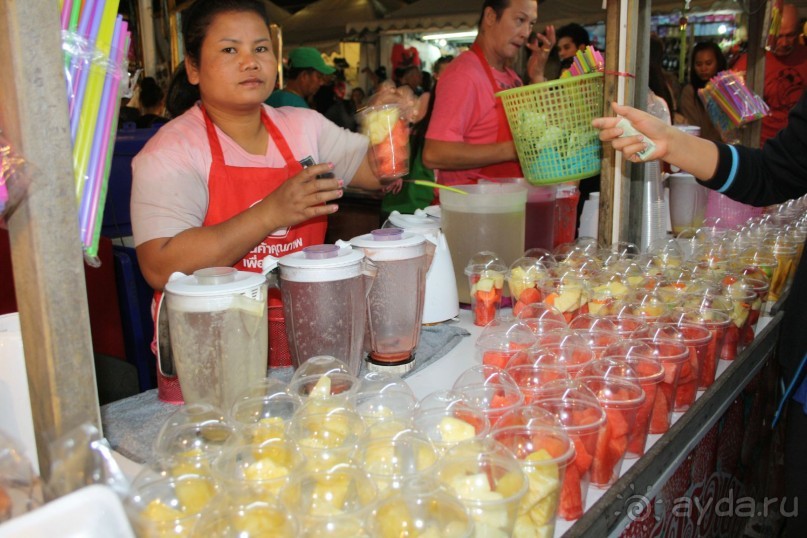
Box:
[262,0,292,24]
[348,0,731,35]
[281,0,405,47]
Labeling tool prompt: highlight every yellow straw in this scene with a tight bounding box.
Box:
[73,0,121,201]
[411,179,468,195]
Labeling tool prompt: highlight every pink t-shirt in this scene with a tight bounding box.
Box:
[425,49,522,185]
[131,103,367,246]
[733,46,807,144]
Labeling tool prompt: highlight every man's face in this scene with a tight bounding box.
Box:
[774,5,800,57]
[558,36,582,61]
[300,69,325,98]
[485,0,538,61]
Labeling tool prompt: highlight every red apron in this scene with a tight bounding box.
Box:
[153,105,325,402]
[470,42,523,179]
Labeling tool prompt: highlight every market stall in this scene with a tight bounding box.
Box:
[0,0,804,537]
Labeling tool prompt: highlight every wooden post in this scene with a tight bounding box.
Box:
[740,0,766,149]
[599,0,639,246]
[0,0,100,482]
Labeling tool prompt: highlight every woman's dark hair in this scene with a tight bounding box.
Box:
[139,77,164,109]
[648,34,675,116]
[556,23,591,48]
[165,64,194,117]
[689,41,727,91]
[167,0,271,116]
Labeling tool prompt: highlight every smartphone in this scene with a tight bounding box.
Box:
[299,156,335,179]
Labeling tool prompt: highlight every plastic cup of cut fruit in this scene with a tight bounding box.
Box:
[534,332,596,376]
[287,373,361,415]
[286,408,365,471]
[491,404,563,431]
[579,357,663,458]
[571,329,621,360]
[576,376,645,487]
[633,338,689,434]
[229,391,300,445]
[506,363,571,404]
[491,425,574,538]
[348,389,417,427]
[632,323,709,412]
[412,405,491,454]
[435,448,527,537]
[358,103,410,179]
[192,491,299,537]
[212,439,304,498]
[602,314,649,338]
[585,274,631,315]
[475,319,537,368]
[508,257,550,315]
[367,477,474,538]
[532,397,605,521]
[455,382,524,429]
[539,277,588,323]
[279,464,378,532]
[466,257,507,326]
[723,275,769,347]
[662,308,731,389]
[126,471,218,537]
[356,431,440,492]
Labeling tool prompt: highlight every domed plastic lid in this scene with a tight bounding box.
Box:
[386,209,442,232]
[277,242,364,269]
[165,267,266,297]
[350,229,426,261]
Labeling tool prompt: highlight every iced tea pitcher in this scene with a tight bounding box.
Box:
[350,229,431,374]
[263,243,375,376]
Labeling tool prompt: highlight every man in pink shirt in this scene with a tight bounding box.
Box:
[733,3,807,144]
[422,0,555,186]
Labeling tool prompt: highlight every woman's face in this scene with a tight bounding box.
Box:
[694,49,718,82]
[186,10,277,112]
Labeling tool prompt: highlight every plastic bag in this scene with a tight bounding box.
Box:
[46,423,131,501]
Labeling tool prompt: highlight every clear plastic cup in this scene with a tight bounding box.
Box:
[358,103,410,179]
[491,425,574,537]
[287,408,365,471]
[229,391,300,445]
[212,439,304,498]
[279,464,378,533]
[367,477,474,538]
[515,301,567,328]
[191,491,298,537]
[466,253,507,326]
[661,309,731,389]
[508,257,550,315]
[474,319,537,368]
[290,355,352,384]
[576,377,644,487]
[539,276,588,323]
[455,382,524,429]
[412,405,490,454]
[719,283,757,359]
[435,449,527,537]
[287,373,360,415]
[154,411,235,467]
[126,469,217,537]
[356,431,440,492]
[633,338,689,434]
[348,389,417,427]
[534,332,595,376]
[491,404,563,431]
[505,362,571,404]
[571,329,621,360]
[533,397,605,521]
[602,314,649,338]
[585,273,631,315]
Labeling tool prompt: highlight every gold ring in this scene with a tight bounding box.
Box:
[542,48,551,52]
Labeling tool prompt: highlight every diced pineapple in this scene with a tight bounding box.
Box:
[236,505,291,536]
[552,287,582,313]
[251,416,286,443]
[175,477,214,514]
[375,499,415,538]
[310,474,351,516]
[309,376,332,399]
[495,470,525,498]
[437,416,476,443]
[243,457,290,482]
[141,499,184,523]
[475,277,495,293]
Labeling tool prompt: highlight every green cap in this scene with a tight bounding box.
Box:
[288,47,336,75]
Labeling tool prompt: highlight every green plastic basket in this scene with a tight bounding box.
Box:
[497,72,604,185]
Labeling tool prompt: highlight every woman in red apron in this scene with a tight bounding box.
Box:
[131,0,390,400]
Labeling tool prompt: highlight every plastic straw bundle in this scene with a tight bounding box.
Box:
[60,0,131,262]
[560,48,605,79]
[698,70,769,129]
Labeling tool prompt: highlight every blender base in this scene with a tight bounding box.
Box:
[366,353,415,375]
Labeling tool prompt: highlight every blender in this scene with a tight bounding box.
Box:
[262,243,375,376]
[385,209,459,323]
[350,228,430,374]
[163,267,268,410]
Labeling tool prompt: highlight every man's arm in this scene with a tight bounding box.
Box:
[422,139,518,170]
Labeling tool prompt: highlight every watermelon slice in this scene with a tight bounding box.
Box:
[559,463,584,520]
[649,384,672,434]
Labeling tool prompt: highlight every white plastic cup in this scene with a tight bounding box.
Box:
[668,173,709,234]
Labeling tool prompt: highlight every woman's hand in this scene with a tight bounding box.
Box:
[526,25,556,83]
[259,163,343,230]
[592,102,672,162]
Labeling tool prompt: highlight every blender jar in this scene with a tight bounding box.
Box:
[266,244,374,376]
[350,229,429,373]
